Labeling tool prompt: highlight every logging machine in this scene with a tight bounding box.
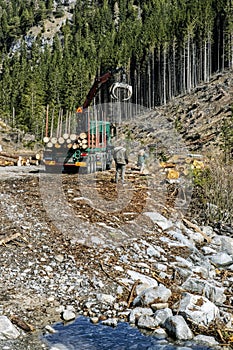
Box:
[43,67,132,173]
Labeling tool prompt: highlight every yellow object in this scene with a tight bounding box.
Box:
[167,169,180,179]
[193,160,205,169]
[45,160,56,165]
[160,162,176,168]
[75,161,87,167]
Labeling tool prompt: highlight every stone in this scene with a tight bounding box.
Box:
[152,327,167,339]
[96,293,115,305]
[129,307,153,324]
[151,303,169,311]
[102,318,118,327]
[154,308,173,326]
[62,310,76,322]
[167,229,195,249]
[45,325,57,334]
[182,277,226,303]
[144,212,173,231]
[201,246,217,255]
[137,314,158,329]
[50,344,70,350]
[192,334,219,346]
[218,236,233,255]
[164,315,193,340]
[179,292,220,326]
[146,245,161,258]
[0,316,20,340]
[209,252,232,266]
[126,270,158,288]
[133,284,172,306]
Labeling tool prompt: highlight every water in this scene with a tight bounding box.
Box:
[43,316,215,350]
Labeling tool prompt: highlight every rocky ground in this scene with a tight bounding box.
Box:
[0,165,233,349]
[0,69,233,349]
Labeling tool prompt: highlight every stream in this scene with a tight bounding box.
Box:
[43,316,215,350]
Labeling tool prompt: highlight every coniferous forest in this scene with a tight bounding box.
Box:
[0,0,232,138]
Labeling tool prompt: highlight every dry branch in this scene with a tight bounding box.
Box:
[0,233,21,245]
[127,279,140,307]
[182,217,211,243]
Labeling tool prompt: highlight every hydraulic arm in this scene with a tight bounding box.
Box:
[80,67,132,111]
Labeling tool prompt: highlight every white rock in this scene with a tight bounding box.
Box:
[126,270,158,288]
[55,254,64,263]
[90,317,99,324]
[218,236,233,255]
[114,265,124,272]
[174,256,193,268]
[144,212,173,230]
[50,344,70,350]
[209,252,232,266]
[96,293,115,305]
[151,303,169,311]
[153,263,167,272]
[167,230,195,249]
[146,244,161,258]
[137,314,158,329]
[153,327,167,339]
[201,246,217,255]
[133,284,172,306]
[164,315,193,340]
[62,310,76,322]
[135,283,152,296]
[129,307,153,324]
[0,316,20,340]
[182,277,226,303]
[102,318,118,327]
[191,266,211,279]
[117,286,124,295]
[45,325,57,334]
[154,308,173,326]
[201,226,215,238]
[193,334,219,346]
[189,231,205,244]
[179,292,220,326]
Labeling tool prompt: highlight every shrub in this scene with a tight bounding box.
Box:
[189,156,233,226]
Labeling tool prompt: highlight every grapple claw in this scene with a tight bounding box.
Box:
[110,82,133,101]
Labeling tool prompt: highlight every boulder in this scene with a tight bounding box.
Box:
[164,315,193,340]
[0,316,20,340]
[182,277,226,303]
[179,292,220,326]
[129,307,153,324]
[133,284,172,307]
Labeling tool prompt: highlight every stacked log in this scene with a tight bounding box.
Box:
[0,152,41,167]
[43,132,98,151]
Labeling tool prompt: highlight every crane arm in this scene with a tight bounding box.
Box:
[77,67,131,112]
[82,71,113,109]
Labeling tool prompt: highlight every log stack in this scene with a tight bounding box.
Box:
[43,132,97,151]
[0,151,41,167]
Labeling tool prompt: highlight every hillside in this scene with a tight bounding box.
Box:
[121,69,233,158]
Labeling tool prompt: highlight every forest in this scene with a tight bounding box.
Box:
[0,0,232,138]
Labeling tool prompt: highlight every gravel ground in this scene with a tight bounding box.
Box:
[0,166,232,350]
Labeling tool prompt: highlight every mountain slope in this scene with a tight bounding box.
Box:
[157,69,233,154]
